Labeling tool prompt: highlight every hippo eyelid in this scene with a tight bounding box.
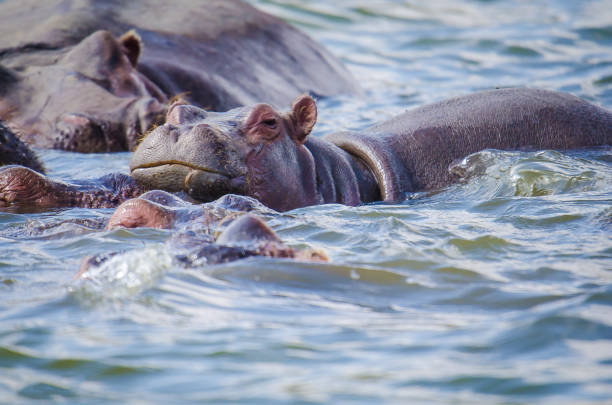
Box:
[261,118,277,128]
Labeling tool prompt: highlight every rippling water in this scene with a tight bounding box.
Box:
[2,1,612,404]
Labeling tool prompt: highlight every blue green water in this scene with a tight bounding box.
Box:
[2,0,612,403]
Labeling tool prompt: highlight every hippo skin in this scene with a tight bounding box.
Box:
[0,166,145,210]
[131,88,612,211]
[1,88,610,211]
[77,191,326,278]
[0,0,358,152]
[0,122,44,173]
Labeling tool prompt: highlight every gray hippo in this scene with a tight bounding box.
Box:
[76,191,326,278]
[0,0,358,152]
[131,88,612,211]
[1,88,610,211]
[0,122,44,173]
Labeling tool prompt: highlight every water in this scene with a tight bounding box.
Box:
[2,0,612,403]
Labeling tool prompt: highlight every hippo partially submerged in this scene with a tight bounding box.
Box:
[0,122,44,173]
[0,0,358,152]
[1,88,610,211]
[77,191,326,278]
[131,88,612,211]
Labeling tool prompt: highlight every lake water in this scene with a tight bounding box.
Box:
[1,0,612,403]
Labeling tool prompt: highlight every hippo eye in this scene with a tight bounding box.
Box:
[261,118,277,128]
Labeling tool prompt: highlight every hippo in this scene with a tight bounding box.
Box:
[130,88,612,211]
[76,191,326,278]
[1,88,610,211]
[0,0,358,152]
[0,166,145,210]
[0,122,44,173]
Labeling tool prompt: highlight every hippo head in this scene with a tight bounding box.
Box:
[130,95,319,211]
[0,30,166,152]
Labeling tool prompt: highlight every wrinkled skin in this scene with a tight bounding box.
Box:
[77,191,326,278]
[0,0,358,152]
[0,122,44,172]
[131,88,612,211]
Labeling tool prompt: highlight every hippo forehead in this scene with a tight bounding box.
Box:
[169,105,257,134]
[203,107,250,129]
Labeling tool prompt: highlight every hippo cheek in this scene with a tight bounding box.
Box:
[184,169,246,202]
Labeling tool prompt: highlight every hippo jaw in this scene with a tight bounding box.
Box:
[130,162,246,202]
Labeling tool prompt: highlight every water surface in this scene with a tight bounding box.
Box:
[2,0,612,403]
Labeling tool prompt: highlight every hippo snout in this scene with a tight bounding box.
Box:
[166,103,207,126]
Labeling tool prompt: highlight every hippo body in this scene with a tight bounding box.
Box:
[77,191,326,278]
[131,88,612,211]
[2,88,610,211]
[0,0,358,152]
[325,88,612,201]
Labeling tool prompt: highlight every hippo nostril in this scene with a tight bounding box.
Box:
[166,103,207,126]
[166,104,187,126]
[194,123,218,138]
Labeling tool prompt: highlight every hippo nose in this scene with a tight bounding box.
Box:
[135,97,165,133]
[166,103,207,125]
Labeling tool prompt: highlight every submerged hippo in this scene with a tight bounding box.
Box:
[77,191,326,278]
[1,88,610,211]
[0,0,358,152]
[131,88,612,211]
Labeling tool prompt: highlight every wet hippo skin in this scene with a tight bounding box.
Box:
[2,88,610,211]
[131,88,612,211]
[76,191,327,278]
[0,0,359,152]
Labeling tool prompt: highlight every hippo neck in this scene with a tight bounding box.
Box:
[304,137,379,206]
[323,131,414,203]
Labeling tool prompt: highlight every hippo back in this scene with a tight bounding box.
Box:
[0,0,359,111]
[326,88,612,199]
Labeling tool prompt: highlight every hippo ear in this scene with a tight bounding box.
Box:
[119,30,142,67]
[289,95,317,144]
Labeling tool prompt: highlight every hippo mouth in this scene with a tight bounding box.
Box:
[131,161,244,202]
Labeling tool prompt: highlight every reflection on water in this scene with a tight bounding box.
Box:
[1,0,612,403]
